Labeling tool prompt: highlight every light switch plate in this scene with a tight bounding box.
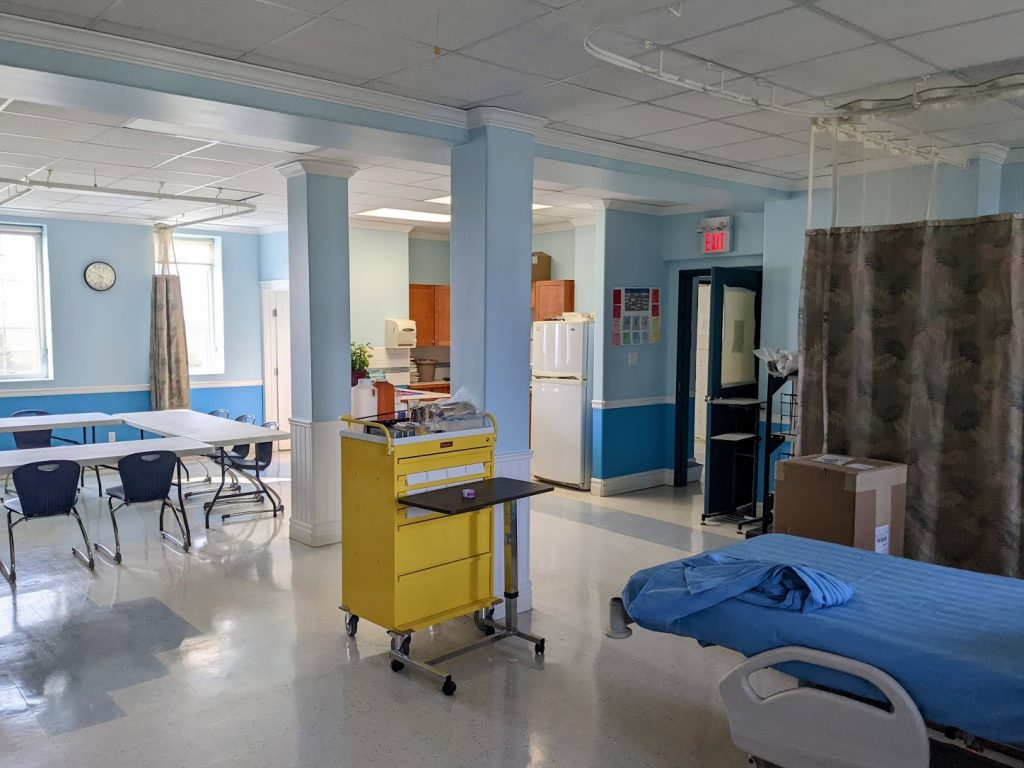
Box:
[627,352,638,367]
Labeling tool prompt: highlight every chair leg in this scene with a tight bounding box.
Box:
[159,498,190,553]
[94,466,103,496]
[0,510,17,582]
[69,507,95,571]
[93,498,123,564]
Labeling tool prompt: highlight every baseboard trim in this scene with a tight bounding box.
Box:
[591,468,673,496]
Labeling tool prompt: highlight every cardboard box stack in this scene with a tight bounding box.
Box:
[774,454,908,556]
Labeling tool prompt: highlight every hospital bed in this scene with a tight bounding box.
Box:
[608,534,1024,768]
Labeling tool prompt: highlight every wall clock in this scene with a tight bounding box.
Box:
[84,261,116,292]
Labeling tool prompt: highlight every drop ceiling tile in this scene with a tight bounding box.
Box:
[533,179,575,191]
[0,0,110,25]
[0,134,75,159]
[96,0,313,58]
[4,101,125,127]
[361,80,469,108]
[485,82,634,122]
[247,17,438,83]
[157,156,257,178]
[546,122,629,143]
[306,148,392,167]
[895,11,1024,70]
[326,0,548,51]
[0,152,53,171]
[113,179,195,196]
[354,166,439,184]
[564,103,705,137]
[47,158,146,179]
[270,0,342,12]
[766,45,936,98]
[639,121,763,150]
[565,65,686,102]
[387,159,450,175]
[651,91,756,119]
[564,0,682,24]
[460,12,643,80]
[189,144,295,166]
[408,176,451,192]
[722,110,811,135]
[933,120,1024,147]
[755,151,832,172]
[44,171,123,187]
[677,7,873,74]
[0,112,111,142]
[616,0,792,46]
[377,53,548,104]
[817,0,1023,39]
[700,135,807,162]
[66,143,176,169]
[126,169,227,188]
[89,128,209,155]
[824,72,968,108]
[892,101,1024,133]
[349,178,434,200]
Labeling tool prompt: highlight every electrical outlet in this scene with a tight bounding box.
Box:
[627,352,638,367]
[108,431,117,443]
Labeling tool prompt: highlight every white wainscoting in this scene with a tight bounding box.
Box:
[288,417,344,547]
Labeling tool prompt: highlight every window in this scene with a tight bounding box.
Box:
[168,235,224,375]
[0,225,50,380]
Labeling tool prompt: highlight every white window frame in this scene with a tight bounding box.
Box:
[0,224,52,382]
[170,234,225,376]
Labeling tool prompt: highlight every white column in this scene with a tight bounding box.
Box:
[451,108,545,611]
[277,159,358,546]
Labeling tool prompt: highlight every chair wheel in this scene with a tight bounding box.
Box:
[441,679,456,696]
[535,640,545,655]
[390,659,405,673]
[345,614,359,637]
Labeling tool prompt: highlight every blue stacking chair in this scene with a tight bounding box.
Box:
[206,421,283,527]
[191,409,231,485]
[187,414,254,499]
[1,460,94,582]
[6,410,103,493]
[96,450,189,563]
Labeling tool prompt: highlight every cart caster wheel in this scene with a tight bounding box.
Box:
[535,640,545,655]
[345,614,359,637]
[399,636,411,656]
[390,659,405,673]
[441,679,457,696]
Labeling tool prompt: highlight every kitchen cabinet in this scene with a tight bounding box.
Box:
[532,279,574,321]
[412,381,450,394]
[409,284,450,347]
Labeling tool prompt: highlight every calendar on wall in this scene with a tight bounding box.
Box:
[611,287,660,346]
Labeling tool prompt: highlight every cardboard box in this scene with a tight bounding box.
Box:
[531,251,552,282]
[774,454,907,556]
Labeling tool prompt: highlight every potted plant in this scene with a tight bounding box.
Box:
[351,341,373,386]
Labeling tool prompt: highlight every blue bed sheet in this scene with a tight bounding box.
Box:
[624,534,1024,746]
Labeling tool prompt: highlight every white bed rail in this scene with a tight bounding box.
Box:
[718,646,929,768]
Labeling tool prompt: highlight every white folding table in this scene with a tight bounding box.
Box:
[115,410,290,527]
[0,437,211,552]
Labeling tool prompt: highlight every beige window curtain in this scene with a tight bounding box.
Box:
[799,214,1024,578]
[150,225,191,410]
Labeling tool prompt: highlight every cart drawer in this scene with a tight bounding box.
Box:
[395,554,492,627]
[396,509,491,575]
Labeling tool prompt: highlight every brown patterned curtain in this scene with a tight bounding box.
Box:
[799,214,1024,577]
[150,226,191,410]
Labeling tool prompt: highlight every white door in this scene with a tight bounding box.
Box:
[531,321,588,378]
[531,378,586,486]
[261,288,291,450]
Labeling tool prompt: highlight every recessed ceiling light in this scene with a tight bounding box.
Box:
[357,208,451,223]
[425,194,551,210]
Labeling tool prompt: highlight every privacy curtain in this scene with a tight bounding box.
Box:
[150,225,191,410]
[799,214,1024,578]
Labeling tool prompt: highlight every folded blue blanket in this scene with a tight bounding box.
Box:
[622,551,854,634]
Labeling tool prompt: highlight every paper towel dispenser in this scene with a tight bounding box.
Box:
[385,318,417,348]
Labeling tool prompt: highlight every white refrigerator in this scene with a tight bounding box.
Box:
[530,320,593,489]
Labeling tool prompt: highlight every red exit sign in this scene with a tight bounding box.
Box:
[700,216,733,254]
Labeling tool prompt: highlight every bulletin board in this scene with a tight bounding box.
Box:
[612,287,660,345]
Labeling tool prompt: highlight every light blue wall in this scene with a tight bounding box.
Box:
[662,210,765,261]
[532,229,574,280]
[409,237,450,284]
[573,224,596,314]
[350,227,409,347]
[259,230,288,281]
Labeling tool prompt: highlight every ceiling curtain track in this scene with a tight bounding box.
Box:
[150,225,190,410]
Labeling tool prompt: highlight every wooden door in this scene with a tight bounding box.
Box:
[409,283,436,346]
[434,285,450,347]
[533,280,574,321]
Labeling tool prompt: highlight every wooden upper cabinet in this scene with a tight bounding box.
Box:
[533,279,574,321]
[409,283,437,346]
[434,284,450,347]
[409,283,450,347]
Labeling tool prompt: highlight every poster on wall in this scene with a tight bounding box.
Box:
[611,287,660,346]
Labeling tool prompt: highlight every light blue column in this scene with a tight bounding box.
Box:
[450,111,541,453]
[279,159,357,546]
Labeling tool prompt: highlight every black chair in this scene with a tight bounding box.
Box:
[186,414,254,499]
[96,451,189,563]
[1,460,94,582]
[6,410,104,493]
[190,409,231,485]
[205,421,283,527]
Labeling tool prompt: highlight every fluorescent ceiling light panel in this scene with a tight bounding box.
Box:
[425,194,550,210]
[358,207,452,223]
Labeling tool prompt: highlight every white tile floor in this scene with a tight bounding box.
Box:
[0,459,756,768]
